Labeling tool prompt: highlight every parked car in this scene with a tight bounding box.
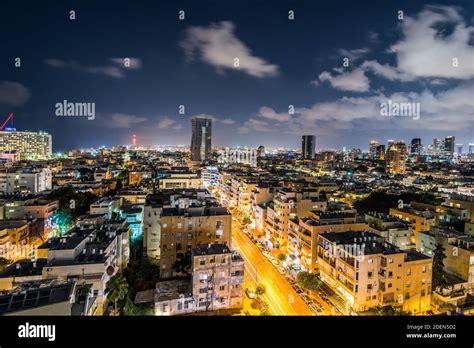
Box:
[278,266,286,274]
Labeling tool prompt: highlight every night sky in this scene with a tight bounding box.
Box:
[1,0,473,152]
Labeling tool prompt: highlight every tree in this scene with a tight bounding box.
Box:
[105,273,129,313]
[277,253,286,262]
[123,297,154,316]
[432,243,446,288]
[296,271,322,291]
[242,216,252,226]
[0,257,12,272]
[76,283,92,303]
[51,210,74,236]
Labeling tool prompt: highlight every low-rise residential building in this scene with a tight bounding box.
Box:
[89,196,122,219]
[158,171,201,189]
[287,217,369,272]
[0,167,52,193]
[365,212,414,250]
[317,231,432,314]
[154,243,244,315]
[389,206,435,250]
[265,188,326,248]
[143,189,231,278]
[0,220,131,314]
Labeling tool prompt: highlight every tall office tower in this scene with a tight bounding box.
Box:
[376,144,385,160]
[386,141,407,174]
[433,138,442,153]
[469,143,474,155]
[411,138,422,155]
[456,144,463,156]
[0,130,52,160]
[369,140,379,159]
[190,117,212,162]
[302,135,316,159]
[444,136,455,154]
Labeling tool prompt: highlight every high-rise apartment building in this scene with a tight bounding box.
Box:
[386,141,407,174]
[0,130,52,160]
[190,117,212,162]
[302,135,316,159]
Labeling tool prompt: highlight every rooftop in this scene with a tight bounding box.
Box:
[0,258,47,278]
[0,280,74,315]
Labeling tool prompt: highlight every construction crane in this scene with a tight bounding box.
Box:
[0,113,14,130]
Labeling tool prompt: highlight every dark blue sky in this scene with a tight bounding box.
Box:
[1,0,473,152]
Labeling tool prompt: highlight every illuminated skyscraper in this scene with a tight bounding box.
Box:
[386,141,407,174]
[302,135,316,159]
[369,140,379,159]
[376,144,385,161]
[0,130,52,160]
[190,117,212,162]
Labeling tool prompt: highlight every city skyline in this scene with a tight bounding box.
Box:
[1,0,473,151]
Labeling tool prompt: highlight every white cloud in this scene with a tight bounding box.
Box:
[316,6,474,92]
[390,5,474,79]
[360,60,414,82]
[0,81,30,107]
[180,21,279,78]
[157,116,182,130]
[221,118,236,124]
[250,81,474,134]
[336,48,369,61]
[317,68,370,92]
[44,58,142,78]
[258,106,292,122]
[108,113,148,128]
[238,118,270,133]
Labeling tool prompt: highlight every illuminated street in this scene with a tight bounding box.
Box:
[231,221,313,316]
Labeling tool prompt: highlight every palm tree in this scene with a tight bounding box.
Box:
[105,273,129,314]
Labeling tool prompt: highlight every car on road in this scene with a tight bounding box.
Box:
[277,266,286,274]
[271,259,280,266]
